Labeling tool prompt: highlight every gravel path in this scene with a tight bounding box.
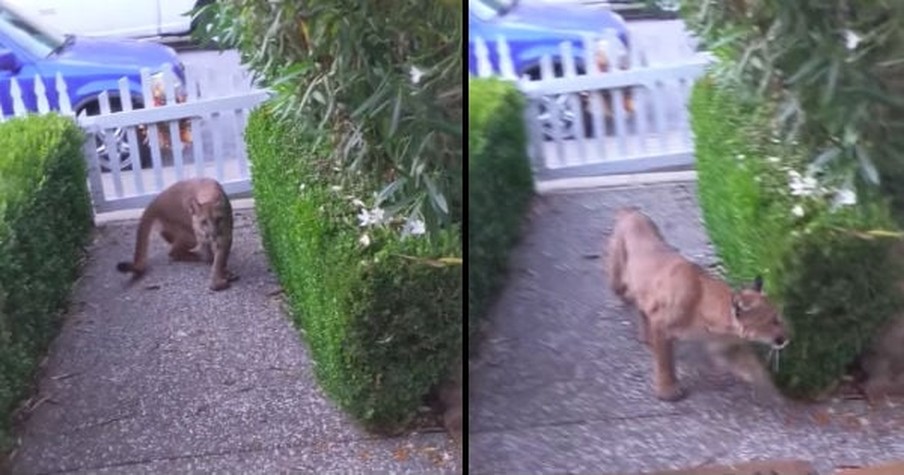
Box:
[469,181,904,474]
[8,208,459,474]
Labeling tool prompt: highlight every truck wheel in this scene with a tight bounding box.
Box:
[80,99,152,172]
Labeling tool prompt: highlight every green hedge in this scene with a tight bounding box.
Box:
[691,77,902,398]
[468,78,534,347]
[0,114,92,449]
[245,108,462,432]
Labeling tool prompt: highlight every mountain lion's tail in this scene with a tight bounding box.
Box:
[607,221,629,299]
[116,210,156,277]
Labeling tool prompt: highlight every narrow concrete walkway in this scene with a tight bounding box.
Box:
[8,209,458,474]
[468,181,904,474]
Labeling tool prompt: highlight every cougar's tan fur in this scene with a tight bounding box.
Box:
[606,207,790,401]
[116,177,237,291]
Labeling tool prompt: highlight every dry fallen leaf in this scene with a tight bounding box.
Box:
[51,372,81,381]
[811,409,831,426]
[842,414,862,430]
[393,446,411,462]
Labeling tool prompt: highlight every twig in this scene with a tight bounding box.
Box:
[51,372,81,381]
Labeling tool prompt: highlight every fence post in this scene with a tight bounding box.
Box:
[79,114,108,215]
[162,66,185,181]
[560,41,587,164]
[497,35,516,80]
[140,67,166,191]
[56,72,73,116]
[474,36,494,77]
[98,90,125,198]
[118,77,145,196]
[10,77,26,117]
[33,74,50,114]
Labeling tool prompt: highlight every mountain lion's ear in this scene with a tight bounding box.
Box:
[752,275,764,293]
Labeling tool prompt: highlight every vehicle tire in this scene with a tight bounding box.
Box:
[525,63,639,141]
[80,98,153,172]
[525,64,584,142]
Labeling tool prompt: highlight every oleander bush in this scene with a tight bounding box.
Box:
[194,0,462,232]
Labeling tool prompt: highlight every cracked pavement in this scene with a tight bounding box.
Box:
[468,181,904,474]
[8,208,459,474]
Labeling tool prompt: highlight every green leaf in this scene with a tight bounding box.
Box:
[424,175,448,214]
[855,145,879,184]
[809,146,841,174]
[376,177,407,206]
[785,56,825,86]
[821,59,840,107]
[389,89,403,137]
[270,62,311,88]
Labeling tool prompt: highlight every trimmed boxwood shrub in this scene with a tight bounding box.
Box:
[468,78,534,347]
[245,107,462,432]
[0,114,92,449]
[691,77,902,398]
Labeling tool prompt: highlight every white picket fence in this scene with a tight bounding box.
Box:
[0,64,269,214]
[472,32,713,180]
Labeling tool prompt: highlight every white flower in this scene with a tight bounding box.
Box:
[767,156,781,163]
[370,207,385,224]
[788,170,820,197]
[792,204,805,217]
[845,30,861,50]
[357,207,386,227]
[833,188,857,208]
[330,185,342,192]
[358,233,371,247]
[409,65,425,84]
[401,218,426,238]
[351,198,366,208]
[357,209,372,227]
[298,182,306,191]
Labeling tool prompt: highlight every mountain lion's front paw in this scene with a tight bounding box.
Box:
[655,384,686,402]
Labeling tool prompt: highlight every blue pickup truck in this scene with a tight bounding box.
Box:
[0,1,187,170]
[469,0,634,139]
[469,0,631,78]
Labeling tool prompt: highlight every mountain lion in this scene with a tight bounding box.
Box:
[116,177,237,291]
[606,207,790,401]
